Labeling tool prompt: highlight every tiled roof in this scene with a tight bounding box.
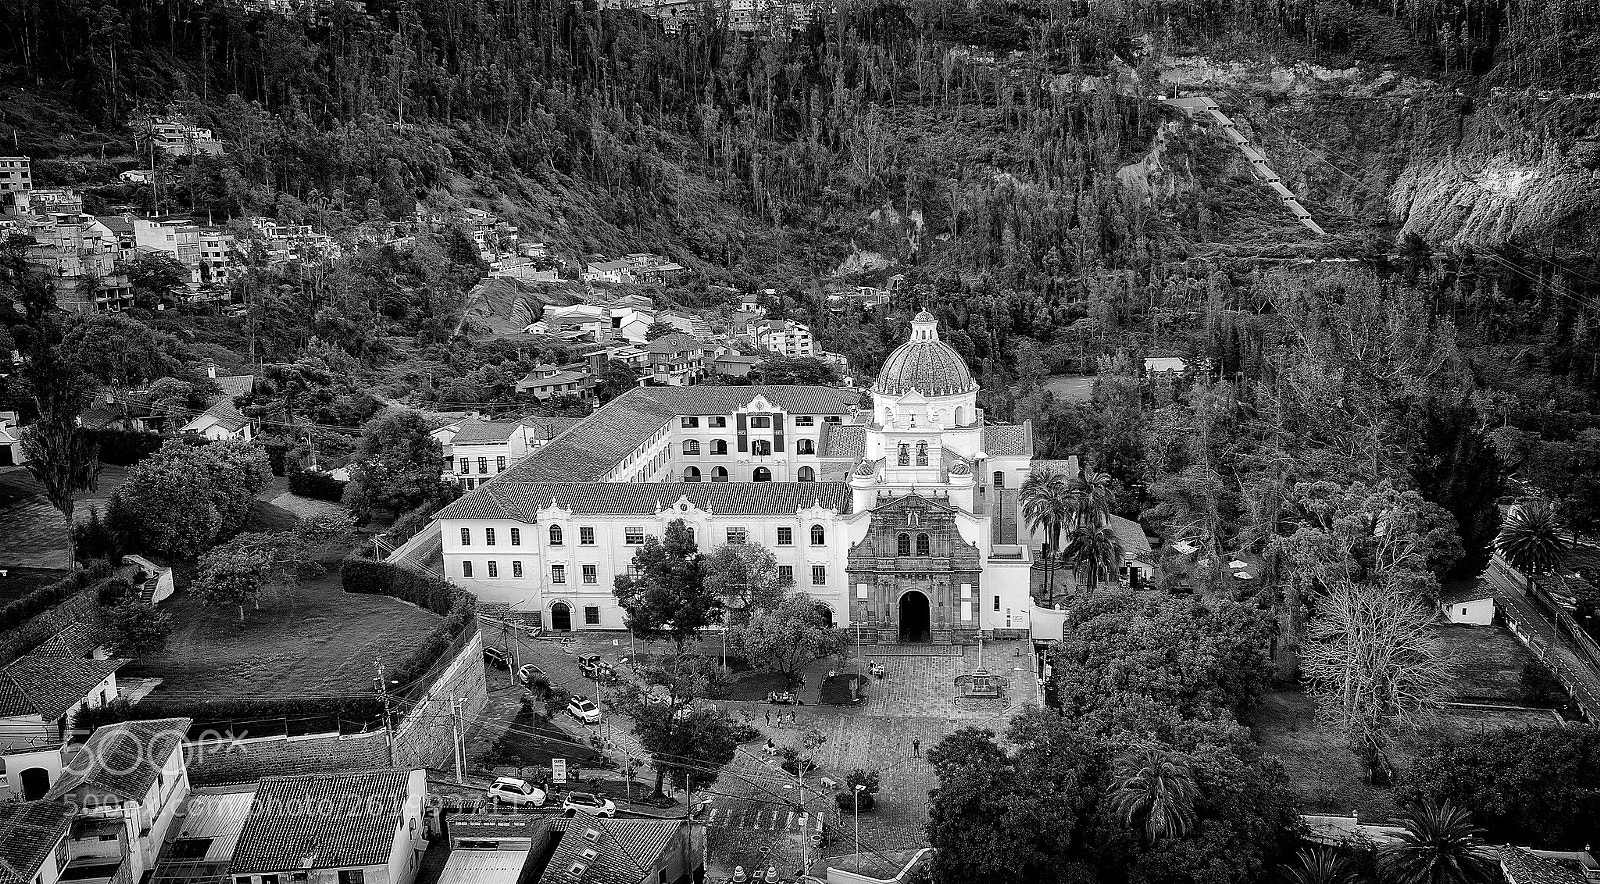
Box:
[493,385,856,482]
[448,813,553,842]
[48,718,192,802]
[231,770,413,873]
[1498,847,1589,884]
[0,654,125,719]
[32,621,103,658]
[451,419,523,446]
[0,801,73,884]
[819,423,866,459]
[982,423,1033,458]
[1440,584,1495,606]
[542,818,684,884]
[215,374,256,398]
[646,333,702,355]
[520,415,585,442]
[189,398,249,433]
[437,481,852,520]
[1107,514,1154,558]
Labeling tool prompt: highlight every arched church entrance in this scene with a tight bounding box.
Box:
[898,590,931,643]
[550,602,572,632]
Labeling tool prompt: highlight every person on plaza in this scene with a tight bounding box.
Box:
[912,738,921,757]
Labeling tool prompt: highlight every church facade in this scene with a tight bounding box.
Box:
[428,312,1046,642]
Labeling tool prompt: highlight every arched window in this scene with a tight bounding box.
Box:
[916,441,929,466]
[683,466,702,482]
[711,466,729,482]
[811,525,825,545]
[711,439,728,455]
[897,443,910,466]
[883,407,894,425]
[954,406,965,425]
[549,525,563,546]
[796,439,815,455]
[916,533,930,556]
[753,467,772,482]
[897,533,911,556]
[993,471,1005,488]
[683,440,700,456]
[797,466,815,482]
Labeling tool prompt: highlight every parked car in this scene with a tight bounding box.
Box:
[484,646,510,670]
[486,777,546,807]
[567,695,602,724]
[562,791,617,817]
[767,691,802,705]
[579,657,616,681]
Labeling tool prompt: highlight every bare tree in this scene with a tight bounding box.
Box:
[1301,577,1453,755]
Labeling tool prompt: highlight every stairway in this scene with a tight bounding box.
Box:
[1160,96,1327,236]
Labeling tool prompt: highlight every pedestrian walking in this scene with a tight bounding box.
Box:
[912,738,921,757]
[765,710,772,726]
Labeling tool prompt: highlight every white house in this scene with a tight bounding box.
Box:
[48,717,194,884]
[0,650,127,801]
[1440,585,1497,626]
[229,769,428,884]
[0,801,75,884]
[0,409,26,465]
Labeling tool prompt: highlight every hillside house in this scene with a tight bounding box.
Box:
[0,800,75,884]
[1440,585,1497,626]
[0,650,127,801]
[436,814,705,884]
[229,769,428,884]
[749,319,814,358]
[47,717,194,884]
[516,365,595,402]
[443,416,585,489]
[151,120,224,157]
[647,333,706,386]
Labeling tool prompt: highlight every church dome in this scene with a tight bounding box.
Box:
[872,311,977,397]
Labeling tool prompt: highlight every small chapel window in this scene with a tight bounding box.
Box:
[915,441,929,466]
[897,443,910,466]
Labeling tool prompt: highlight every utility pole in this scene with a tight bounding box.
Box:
[797,760,809,876]
[374,659,395,766]
[451,698,465,785]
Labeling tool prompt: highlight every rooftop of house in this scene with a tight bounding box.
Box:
[451,419,526,446]
[187,398,250,434]
[646,332,703,355]
[1440,583,1497,606]
[214,373,256,398]
[525,369,591,387]
[0,654,126,720]
[980,423,1034,458]
[0,801,74,884]
[475,385,855,483]
[541,817,688,884]
[230,770,415,874]
[818,423,866,459]
[1107,514,1154,558]
[47,718,193,803]
[1497,846,1592,884]
[437,481,852,520]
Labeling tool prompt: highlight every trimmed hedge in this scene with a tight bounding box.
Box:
[0,560,112,633]
[288,469,348,502]
[76,695,386,738]
[88,428,164,466]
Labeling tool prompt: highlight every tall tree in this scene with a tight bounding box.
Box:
[22,419,101,567]
[1021,467,1075,604]
[1108,747,1199,843]
[1494,501,1571,577]
[1061,524,1125,594]
[343,409,447,519]
[701,542,787,623]
[730,591,844,686]
[613,519,720,654]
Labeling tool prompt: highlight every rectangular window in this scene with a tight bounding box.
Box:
[583,565,597,584]
[709,416,727,427]
[459,457,469,474]
[580,527,595,545]
[462,561,473,578]
[338,872,366,884]
[512,561,523,578]
[778,566,793,584]
[777,527,793,546]
[585,606,600,625]
[794,416,814,426]
[496,456,507,472]
[625,527,644,545]
[487,561,498,578]
[812,565,826,586]
[681,417,699,428]
[511,527,521,546]
[749,415,771,428]
[551,565,566,584]
[994,595,1001,611]
[460,528,471,546]
[478,457,489,474]
[485,527,496,546]
[727,527,747,545]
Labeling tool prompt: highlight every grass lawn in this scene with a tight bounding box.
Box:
[711,671,789,701]
[1043,374,1095,403]
[124,559,440,701]
[478,707,608,772]
[1432,624,1539,703]
[1249,689,1400,819]
[0,566,71,606]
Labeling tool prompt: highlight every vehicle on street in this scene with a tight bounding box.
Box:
[486,777,546,807]
[579,656,616,681]
[562,791,617,817]
[567,695,602,723]
[767,691,802,705]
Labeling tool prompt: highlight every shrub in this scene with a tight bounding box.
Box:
[76,695,386,737]
[88,427,164,465]
[0,561,113,634]
[288,469,348,502]
[836,768,881,811]
[340,556,479,702]
[73,508,125,563]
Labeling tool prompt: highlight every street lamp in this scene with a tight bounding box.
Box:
[853,784,867,873]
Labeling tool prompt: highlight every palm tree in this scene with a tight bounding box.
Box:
[1377,801,1497,884]
[1281,847,1360,884]
[1062,524,1125,594]
[1495,501,1572,578]
[1074,468,1115,528]
[1109,747,1198,843]
[1021,468,1075,605]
